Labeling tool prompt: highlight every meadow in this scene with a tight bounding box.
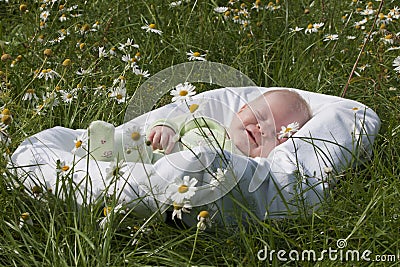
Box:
[0,0,399,266]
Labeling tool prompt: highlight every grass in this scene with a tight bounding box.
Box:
[1,0,400,266]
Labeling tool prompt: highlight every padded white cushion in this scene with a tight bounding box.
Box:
[10,87,381,223]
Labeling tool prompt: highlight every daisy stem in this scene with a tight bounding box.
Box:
[341,0,384,98]
[189,226,200,263]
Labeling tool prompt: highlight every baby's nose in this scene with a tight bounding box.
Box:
[256,123,264,135]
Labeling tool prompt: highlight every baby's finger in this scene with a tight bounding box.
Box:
[164,140,176,154]
[151,131,162,150]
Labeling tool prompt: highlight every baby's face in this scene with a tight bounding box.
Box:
[228,92,305,158]
[228,94,279,158]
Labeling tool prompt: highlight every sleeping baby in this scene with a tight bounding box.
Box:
[88,89,312,162]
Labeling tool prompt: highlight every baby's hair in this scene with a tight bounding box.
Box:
[263,89,312,126]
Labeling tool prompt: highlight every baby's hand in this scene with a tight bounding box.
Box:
[148,126,177,154]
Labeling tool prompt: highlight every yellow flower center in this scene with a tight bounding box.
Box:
[26,88,35,94]
[61,165,70,172]
[385,34,393,40]
[178,185,189,193]
[62,58,71,66]
[352,107,359,111]
[189,104,199,113]
[81,24,90,32]
[21,212,30,220]
[79,43,86,50]
[103,207,112,216]
[131,131,141,141]
[285,127,292,133]
[116,94,123,100]
[179,90,188,96]
[173,202,182,210]
[66,94,73,99]
[43,48,52,56]
[149,23,156,29]
[198,210,209,218]
[1,108,10,115]
[307,23,313,29]
[1,115,11,125]
[379,13,385,20]
[75,140,82,148]
[193,52,201,57]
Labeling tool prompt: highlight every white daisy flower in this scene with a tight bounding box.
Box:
[133,67,150,78]
[124,124,145,146]
[169,1,182,8]
[197,210,211,231]
[37,69,60,80]
[186,50,206,61]
[22,89,39,102]
[105,160,127,180]
[393,56,400,73]
[141,23,163,35]
[167,176,198,203]
[98,46,108,58]
[109,87,127,104]
[40,10,50,22]
[278,122,300,139]
[172,201,191,220]
[56,160,72,176]
[210,168,227,189]
[72,132,88,154]
[289,26,304,33]
[214,7,228,13]
[19,212,34,229]
[59,90,77,103]
[98,203,124,229]
[323,34,339,41]
[170,82,196,103]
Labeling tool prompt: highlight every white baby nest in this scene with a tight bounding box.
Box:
[10,87,381,225]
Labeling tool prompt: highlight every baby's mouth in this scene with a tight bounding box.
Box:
[246,128,257,145]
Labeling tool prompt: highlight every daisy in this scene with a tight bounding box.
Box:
[40,10,50,21]
[169,1,182,8]
[105,160,126,180]
[197,210,211,231]
[186,50,206,61]
[98,46,108,58]
[214,7,229,13]
[19,212,34,229]
[124,123,145,146]
[59,14,67,22]
[56,160,72,176]
[72,132,88,154]
[22,88,39,102]
[323,34,339,42]
[167,176,198,203]
[170,82,196,103]
[98,203,124,229]
[393,56,400,73]
[278,122,299,139]
[109,87,127,104]
[133,67,150,78]
[59,89,77,103]
[209,168,227,189]
[141,23,163,35]
[172,201,191,220]
[289,26,304,33]
[37,69,60,80]
[76,67,92,76]
[118,38,139,51]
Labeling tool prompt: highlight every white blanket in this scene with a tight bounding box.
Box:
[9,87,381,225]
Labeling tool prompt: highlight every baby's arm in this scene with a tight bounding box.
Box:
[148,126,177,154]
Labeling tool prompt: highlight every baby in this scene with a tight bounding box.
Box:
[148,89,312,159]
